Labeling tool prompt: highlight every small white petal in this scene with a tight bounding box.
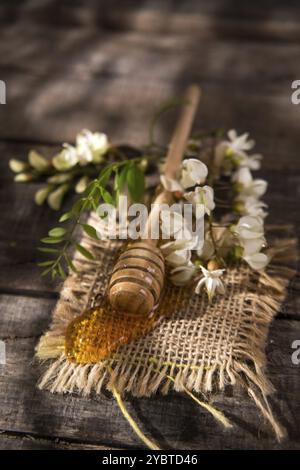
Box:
[233,167,252,186]
[242,237,265,256]
[180,159,208,188]
[195,277,206,294]
[165,249,191,267]
[52,145,78,171]
[244,252,269,270]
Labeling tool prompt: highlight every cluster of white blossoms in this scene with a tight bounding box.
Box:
[160,158,225,300]
[52,129,109,171]
[216,129,269,271]
[159,130,269,302]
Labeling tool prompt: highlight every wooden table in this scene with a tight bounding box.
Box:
[0,0,300,450]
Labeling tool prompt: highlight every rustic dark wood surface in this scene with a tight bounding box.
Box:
[0,0,300,450]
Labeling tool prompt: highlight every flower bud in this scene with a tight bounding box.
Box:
[9,159,29,173]
[47,184,70,210]
[47,173,72,184]
[75,175,89,193]
[34,185,53,205]
[28,150,50,172]
[207,259,219,271]
[14,173,33,182]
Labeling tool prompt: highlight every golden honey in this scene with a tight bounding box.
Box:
[65,298,160,364]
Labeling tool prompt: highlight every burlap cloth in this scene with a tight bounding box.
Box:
[36,213,298,441]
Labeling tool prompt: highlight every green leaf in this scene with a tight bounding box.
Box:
[41,266,54,276]
[37,261,54,267]
[81,224,99,240]
[58,263,67,279]
[75,244,95,260]
[84,179,97,196]
[41,237,64,244]
[72,198,85,215]
[59,211,73,222]
[114,166,128,192]
[38,246,60,253]
[51,268,58,280]
[64,254,77,273]
[126,164,145,202]
[98,166,113,187]
[100,187,115,206]
[48,227,67,238]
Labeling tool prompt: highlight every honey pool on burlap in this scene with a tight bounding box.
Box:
[36,213,298,442]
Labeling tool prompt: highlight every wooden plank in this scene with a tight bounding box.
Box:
[1,70,300,169]
[0,433,117,450]
[0,294,299,449]
[0,294,56,338]
[1,1,300,42]
[0,27,298,87]
[0,26,299,156]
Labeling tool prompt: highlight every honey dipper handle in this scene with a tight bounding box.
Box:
[143,85,201,242]
[164,84,201,180]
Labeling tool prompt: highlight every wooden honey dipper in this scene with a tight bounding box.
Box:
[108,85,201,316]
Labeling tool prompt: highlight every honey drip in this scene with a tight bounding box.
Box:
[65,297,160,364]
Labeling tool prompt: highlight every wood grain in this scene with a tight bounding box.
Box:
[1,1,300,41]
[0,0,299,450]
[0,27,299,169]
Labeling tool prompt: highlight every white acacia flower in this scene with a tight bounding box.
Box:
[233,167,267,198]
[76,129,109,165]
[235,196,268,220]
[242,237,265,256]
[170,262,196,286]
[184,185,215,215]
[52,144,78,171]
[238,153,262,170]
[195,266,225,302]
[240,179,267,199]
[161,230,202,271]
[233,215,264,240]
[232,166,252,185]
[180,158,208,189]
[160,158,208,192]
[160,209,192,240]
[241,237,269,270]
[233,221,269,271]
[215,129,255,167]
[223,129,255,155]
[161,237,200,256]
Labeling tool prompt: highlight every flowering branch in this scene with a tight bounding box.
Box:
[159,129,269,301]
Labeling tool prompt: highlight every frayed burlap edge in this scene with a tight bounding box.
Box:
[36,223,298,442]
